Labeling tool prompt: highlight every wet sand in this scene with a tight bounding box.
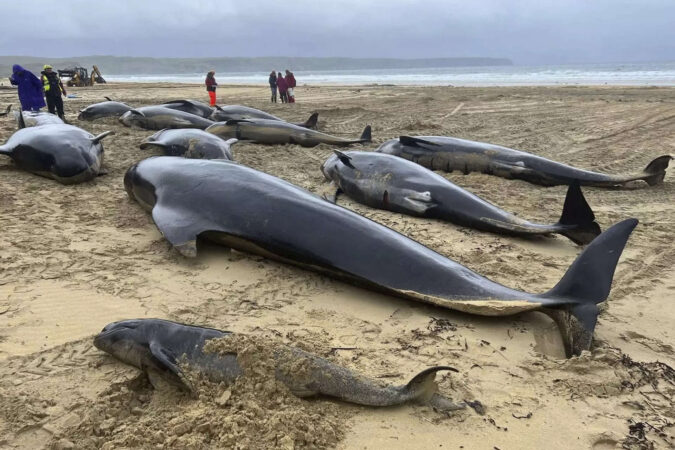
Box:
[0,83,673,449]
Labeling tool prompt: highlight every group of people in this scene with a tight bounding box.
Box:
[9,64,68,119]
[204,69,298,106]
[268,70,297,103]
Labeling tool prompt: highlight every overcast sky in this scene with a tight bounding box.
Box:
[1,0,674,65]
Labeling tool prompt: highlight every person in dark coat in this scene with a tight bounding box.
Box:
[268,71,277,103]
[205,71,218,106]
[41,65,67,119]
[285,70,297,103]
[276,72,288,103]
[9,64,46,111]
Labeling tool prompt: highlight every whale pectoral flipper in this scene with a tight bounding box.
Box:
[148,341,190,389]
[333,150,355,169]
[151,203,205,257]
[319,181,342,203]
[384,187,436,215]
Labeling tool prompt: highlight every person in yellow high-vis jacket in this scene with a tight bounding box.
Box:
[41,65,67,120]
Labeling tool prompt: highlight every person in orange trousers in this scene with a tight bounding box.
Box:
[205,70,218,106]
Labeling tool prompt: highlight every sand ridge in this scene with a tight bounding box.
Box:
[0,83,673,448]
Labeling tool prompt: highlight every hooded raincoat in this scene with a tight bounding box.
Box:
[9,65,46,111]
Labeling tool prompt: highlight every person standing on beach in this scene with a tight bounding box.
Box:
[269,71,277,103]
[41,65,66,120]
[285,70,296,103]
[205,71,218,106]
[276,72,288,103]
[9,64,46,111]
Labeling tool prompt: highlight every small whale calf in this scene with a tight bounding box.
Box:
[206,119,371,147]
[140,129,236,160]
[94,319,467,411]
[377,135,672,188]
[78,97,133,121]
[322,151,601,245]
[125,157,638,357]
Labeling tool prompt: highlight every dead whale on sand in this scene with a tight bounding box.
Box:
[120,106,215,130]
[210,105,319,129]
[0,113,113,184]
[206,119,370,147]
[377,136,672,188]
[94,318,468,412]
[322,150,601,245]
[13,110,64,127]
[78,97,133,120]
[140,129,236,160]
[124,157,638,357]
[161,99,214,118]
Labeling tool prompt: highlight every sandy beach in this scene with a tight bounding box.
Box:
[0,83,673,449]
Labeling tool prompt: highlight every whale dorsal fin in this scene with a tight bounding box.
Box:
[104,96,113,101]
[399,136,440,147]
[333,150,355,169]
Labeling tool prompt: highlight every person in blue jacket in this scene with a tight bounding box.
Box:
[9,64,46,111]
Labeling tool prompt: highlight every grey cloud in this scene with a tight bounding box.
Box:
[1,0,673,64]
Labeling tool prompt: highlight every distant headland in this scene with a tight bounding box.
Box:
[0,56,513,75]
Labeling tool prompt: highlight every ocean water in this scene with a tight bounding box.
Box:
[106,62,675,86]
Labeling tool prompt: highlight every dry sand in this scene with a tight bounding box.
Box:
[0,83,673,449]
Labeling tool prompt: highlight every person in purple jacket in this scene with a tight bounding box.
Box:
[276,71,288,103]
[9,64,46,111]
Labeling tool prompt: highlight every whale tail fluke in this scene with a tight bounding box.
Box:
[17,110,26,129]
[301,112,319,129]
[400,366,458,404]
[556,181,602,245]
[641,155,672,186]
[359,125,372,143]
[543,218,638,357]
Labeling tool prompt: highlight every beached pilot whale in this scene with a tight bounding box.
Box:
[0,117,113,184]
[124,157,638,357]
[210,105,319,129]
[94,318,467,411]
[13,110,64,127]
[377,136,673,188]
[78,97,133,121]
[0,105,12,116]
[160,99,214,118]
[119,106,215,130]
[206,119,370,147]
[322,151,601,245]
[140,129,236,160]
